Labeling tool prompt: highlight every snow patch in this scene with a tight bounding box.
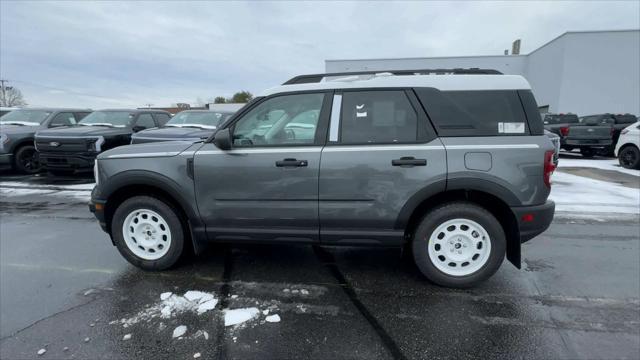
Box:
[173,325,187,338]
[115,290,218,327]
[550,171,639,215]
[224,307,260,326]
[265,314,281,323]
[558,157,640,177]
[197,299,219,315]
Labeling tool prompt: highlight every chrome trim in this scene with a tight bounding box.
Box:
[329,94,342,142]
[323,145,443,152]
[106,152,180,159]
[445,144,540,149]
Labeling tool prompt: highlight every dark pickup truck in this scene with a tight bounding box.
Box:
[543,113,614,158]
[35,109,171,175]
[594,113,638,156]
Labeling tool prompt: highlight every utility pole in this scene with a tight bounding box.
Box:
[0,79,7,107]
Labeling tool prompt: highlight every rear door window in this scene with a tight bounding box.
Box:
[339,90,418,144]
[416,89,530,136]
[135,113,156,129]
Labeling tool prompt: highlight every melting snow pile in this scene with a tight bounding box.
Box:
[116,290,219,327]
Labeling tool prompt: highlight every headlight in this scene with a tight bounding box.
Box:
[0,134,9,149]
[93,160,99,185]
[87,136,105,152]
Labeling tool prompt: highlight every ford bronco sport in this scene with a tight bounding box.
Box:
[89,69,556,288]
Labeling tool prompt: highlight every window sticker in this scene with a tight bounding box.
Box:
[498,122,525,134]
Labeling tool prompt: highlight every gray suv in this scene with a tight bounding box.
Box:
[90,69,556,288]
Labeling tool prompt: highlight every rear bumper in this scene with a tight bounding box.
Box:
[39,152,97,172]
[511,200,555,243]
[565,139,612,148]
[0,153,13,170]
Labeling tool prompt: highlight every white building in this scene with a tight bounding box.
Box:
[325,30,640,116]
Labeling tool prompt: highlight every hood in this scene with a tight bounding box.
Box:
[0,124,43,136]
[132,126,214,141]
[36,125,131,138]
[98,140,197,160]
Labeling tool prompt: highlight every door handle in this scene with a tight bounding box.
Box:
[276,158,308,167]
[392,156,427,167]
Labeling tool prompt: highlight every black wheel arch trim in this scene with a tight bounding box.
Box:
[96,169,206,254]
[395,177,521,230]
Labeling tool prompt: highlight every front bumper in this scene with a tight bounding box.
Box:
[0,153,13,170]
[39,152,98,172]
[89,188,108,233]
[511,200,555,243]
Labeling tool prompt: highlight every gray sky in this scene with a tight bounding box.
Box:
[1,0,639,109]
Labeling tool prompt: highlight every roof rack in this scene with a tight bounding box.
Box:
[282,68,503,85]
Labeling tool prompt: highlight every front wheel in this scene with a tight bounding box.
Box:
[111,196,185,270]
[14,145,41,174]
[618,146,640,169]
[412,202,506,288]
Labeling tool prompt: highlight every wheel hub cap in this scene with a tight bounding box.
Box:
[122,209,171,260]
[427,218,492,277]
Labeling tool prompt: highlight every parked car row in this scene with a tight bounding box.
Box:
[542,112,639,167]
[0,107,242,174]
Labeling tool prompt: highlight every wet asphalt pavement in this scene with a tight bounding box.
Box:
[1,172,639,359]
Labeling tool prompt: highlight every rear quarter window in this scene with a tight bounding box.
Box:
[415,89,537,136]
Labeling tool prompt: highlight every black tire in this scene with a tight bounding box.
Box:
[618,145,640,170]
[14,145,41,174]
[412,201,506,288]
[580,147,595,158]
[111,196,185,270]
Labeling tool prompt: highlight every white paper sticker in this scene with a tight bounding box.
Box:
[503,122,525,133]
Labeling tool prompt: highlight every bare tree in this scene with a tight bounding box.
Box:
[0,86,27,107]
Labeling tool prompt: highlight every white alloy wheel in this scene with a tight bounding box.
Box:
[427,218,492,277]
[122,208,172,260]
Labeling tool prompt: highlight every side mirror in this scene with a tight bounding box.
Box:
[213,128,232,150]
[132,125,146,132]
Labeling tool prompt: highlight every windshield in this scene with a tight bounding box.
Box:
[79,111,134,127]
[166,111,231,129]
[0,110,52,125]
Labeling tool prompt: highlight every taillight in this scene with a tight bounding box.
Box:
[544,150,556,188]
[559,127,570,137]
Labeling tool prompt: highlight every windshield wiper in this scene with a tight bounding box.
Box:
[79,123,114,127]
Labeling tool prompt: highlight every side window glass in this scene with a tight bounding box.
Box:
[153,113,171,126]
[232,93,324,147]
[340,91,417,144]
[74,112,90,121]
[135,114,155,129]
[50,112,76,127]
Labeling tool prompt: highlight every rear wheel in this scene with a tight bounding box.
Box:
[580,147,595,158]
[111,196,185,270]
[14,145,40,174]
[618,145,640,169]
[412,202,506,288]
